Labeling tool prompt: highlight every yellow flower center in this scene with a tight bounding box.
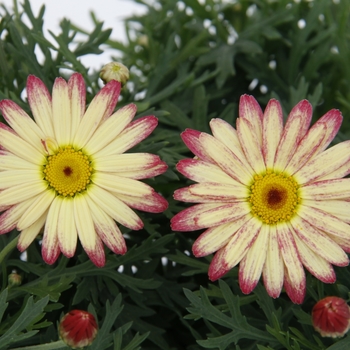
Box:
[249,170,300,224]
[43,146,92,197]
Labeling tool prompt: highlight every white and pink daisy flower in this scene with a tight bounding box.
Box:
[0,73,168,267]
[171,95,350,304]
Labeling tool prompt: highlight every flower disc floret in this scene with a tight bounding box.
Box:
[249,170,300,224]
[43,146,92,197]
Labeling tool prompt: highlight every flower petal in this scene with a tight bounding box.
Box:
[27,75,54,137]
[42,197,62,265]
[236,117,265,173]
[0,170,41,189]
[208,247,231,281]
[293,233,336,283]
[57,197,77,258]
[192,214,251,257]
[86,184,143,230]
[114,162,168,179]
[180,129,213,163]
[73,80,120,148]
[301,178,350,200]
[0,151,38,171]
[17,189,55,230]
[262,99,283,169]
[17,211,47,251]
[94,116,158,157]
[174,186,232,203]
[74,194,105,267]
[68,73,86,138]
[171,202,250,231]
[277,223,305,304]
[0,100,45,152]
[291,215,349,266]
[188,182,248,200]
[295,141,350,184]
[176,158,239,185]
[87,198,126,255]
[274,100,312,171]
[0,123,45,164]
[52,77,71,144]
[85,104,136,155]
[115,192,168,213]
[262,225,284,298]
[239,224,269,294]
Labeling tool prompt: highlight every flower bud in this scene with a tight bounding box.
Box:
[59,310,98,348]
[100,62,129,86]
[8,270,22,287]
[312,296,350,338]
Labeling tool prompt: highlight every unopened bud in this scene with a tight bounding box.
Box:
[312,296,350,338]
[100,62,129,86]
[59,310,98,348]
[8,270,22,287]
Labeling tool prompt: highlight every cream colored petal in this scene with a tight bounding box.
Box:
[294,141,350,185]
[208,247,231,281]
[290,215,348,266]
[85,104,136,155]
[68,73,86,138]
[303,199,350,224]
[176,158,240,185]
[0,151,38,171]
[74,194,105,266]
[262,99,283,169]
[17,189,55,230]
[262,225,284,298]
[237,117,265,173]
[297,204,350,240]
[192,214,251,257]
[93,116,158,157]
[199,132,253,184]
[0,100,45,153]
[0,181,47,207]
[239,224,269,294]
[0,123,45,164]
[284,122,326,174]
[52,77,71,144]
[87,197,126,255]
[86,184,143,230]
[57,197,77,258]
[174,187,233,203]
[293,232,336,283]
[222,216,262,269]
[301,178,350,200]
[114,162,167,180]
[316,160,350,181]
[277,223,305,304]
[188,182,248,200]
[42,197,61,264]
[92,172,152,197]
[26,75,54,137]
[73,80,120,149]
[17,211,48,252]
[327,234,350,253]
[274,100,312,171]
[0,170,41,189]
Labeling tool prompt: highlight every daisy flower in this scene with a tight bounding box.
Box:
[171,95,350,304]
[0,73,168,267]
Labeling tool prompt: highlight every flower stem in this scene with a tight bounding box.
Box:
[0,236,19,265]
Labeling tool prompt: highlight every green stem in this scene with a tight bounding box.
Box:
[0,236,19,265]
[11,340,68,350]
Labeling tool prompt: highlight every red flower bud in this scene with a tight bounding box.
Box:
[59,310,98,348]
[312,296,350,338]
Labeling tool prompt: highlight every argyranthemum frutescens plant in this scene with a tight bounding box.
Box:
[0,73,168,266]
[171,95,350,304]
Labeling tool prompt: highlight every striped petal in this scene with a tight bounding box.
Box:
[58,197,77,258]
[274,100,312,171]
[114,162,168,180]
[180,129,213,163]
[115,192,168,213]
[85,104,136,155]
[208,247,231,281]
[87,184,143,230]
[27,75,54,137]
[301,178,350,200]
[94,116,158,157]
[192,215,251,257]
[73,80,120,148]
[188,182,248,200]
[87,198,126,255]
[262,99,283,169]
[52,77,71,144]
[174,186,233,203]
[277,224,305,304]
[74,194,105,267]
[239,224,269,294]
[171,202,250,231]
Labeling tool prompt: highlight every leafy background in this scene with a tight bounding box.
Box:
[0,0,350,349]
